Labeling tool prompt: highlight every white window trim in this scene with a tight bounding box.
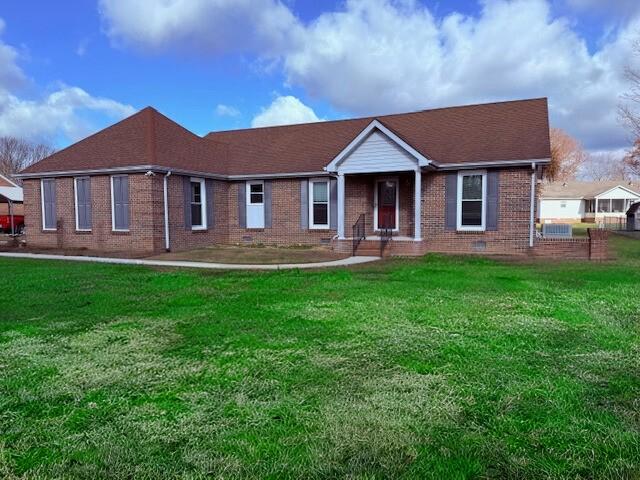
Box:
[74,177,91,232]
[373,177,400,232]
[111,175,130,232]
[457,170,487,232]
[309,179,330,229]
[190,177,207,231]
[41,178,56,231]
[246,180,264,206]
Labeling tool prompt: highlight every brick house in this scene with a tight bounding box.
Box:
[18,98,560,257]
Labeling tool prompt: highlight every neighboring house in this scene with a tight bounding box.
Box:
[539,181,640,224]
[0,173,24,233]
[16,98,553,256]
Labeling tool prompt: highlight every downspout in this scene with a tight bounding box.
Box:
[529,162,536,248]
[163,171,172,251]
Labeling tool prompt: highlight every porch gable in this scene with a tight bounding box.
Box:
[325,120,430,174]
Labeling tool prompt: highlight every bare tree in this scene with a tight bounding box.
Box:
[547,128,587,181]
[0,137,55,184]
[580,152,629,181]
[619,38,640,177]
[624,138,640,177]
[620,39,640,138]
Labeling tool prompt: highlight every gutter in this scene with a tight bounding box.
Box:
[15,158,551,180]
[14,165,330,181]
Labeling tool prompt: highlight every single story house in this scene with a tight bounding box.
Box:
[539,181,640,224]
[17,98,554,257]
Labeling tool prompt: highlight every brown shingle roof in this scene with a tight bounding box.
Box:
[22,98,551,176]
[540,181,640,199]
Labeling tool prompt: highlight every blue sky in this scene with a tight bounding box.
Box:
[1,0,639,153]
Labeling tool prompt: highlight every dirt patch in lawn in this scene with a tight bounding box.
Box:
[147,244,350,264]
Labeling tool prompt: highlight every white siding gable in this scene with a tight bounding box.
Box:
[597,186,640,200]
[337,130,417,174]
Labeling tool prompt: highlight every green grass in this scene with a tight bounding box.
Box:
[1,238,639,479]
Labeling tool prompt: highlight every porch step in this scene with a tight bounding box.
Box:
[353,240,391,257]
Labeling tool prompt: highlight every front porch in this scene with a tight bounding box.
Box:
[332,171,424,256]
[324,117,430,255]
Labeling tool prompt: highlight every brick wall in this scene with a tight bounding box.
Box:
[23,175,161,256]
[588,228,609,261]
[0,203,23,215]
[530,237,590,259]
[22,167,601,260]
[226,179,336,246]
[422,168,534,255]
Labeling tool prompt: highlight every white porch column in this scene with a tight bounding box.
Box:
[337,172,346,239]
[414,168,422,240]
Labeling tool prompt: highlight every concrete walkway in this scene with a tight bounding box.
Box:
[0,252,381,270]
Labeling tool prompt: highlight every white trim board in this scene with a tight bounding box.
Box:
[456,170,487,232]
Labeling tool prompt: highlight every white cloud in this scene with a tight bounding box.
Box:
[98,0,640,152]
[99,0,302,55]
[215,103,240,117]
[0,87,135,143]
[251,95,321,127]
[0,19,26,91]
[284,0,639,151]
[0,19,135,145]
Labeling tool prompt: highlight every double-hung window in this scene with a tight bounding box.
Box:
[190,178,207,230]
[309,180,330,229]
[457,171,486,231]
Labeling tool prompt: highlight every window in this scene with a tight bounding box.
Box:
[598,199,610,213]
[249,182,264,205]
[111,175,129,231]
[74,177,91,231]
[41,178,56,230]
[190,178,207,230]
[309,180,329,228]
[612,199,625,213]
[457,171,486,231]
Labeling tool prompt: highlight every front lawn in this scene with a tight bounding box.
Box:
[1,237,639,478]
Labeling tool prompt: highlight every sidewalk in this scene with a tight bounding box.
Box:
[0,252,381,270]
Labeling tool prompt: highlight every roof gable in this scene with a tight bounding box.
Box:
[541,181,640,199]
[325,120,429,173]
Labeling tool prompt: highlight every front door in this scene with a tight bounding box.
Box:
[377,180,397,230]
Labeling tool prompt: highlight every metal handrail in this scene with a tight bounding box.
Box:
[379,212,393,256]
[352,214,366,255]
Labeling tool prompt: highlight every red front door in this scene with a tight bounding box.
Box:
[377,180,397,230]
